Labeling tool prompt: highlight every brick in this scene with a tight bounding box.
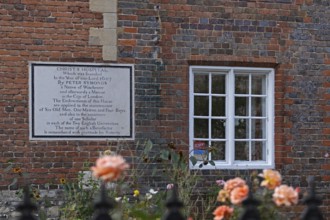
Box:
[118,39,136,47]
[123,27,137,33]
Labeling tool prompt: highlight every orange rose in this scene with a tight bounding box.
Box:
[91,155,129,182]
[230,184,249,205]
[213,205,234,220]
[273,185,298,206]
[224,177,246,192]
[217,189,230,203]
[259,169,282,190]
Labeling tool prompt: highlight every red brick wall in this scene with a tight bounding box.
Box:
[1,0,329,218]
[0,0,106,188]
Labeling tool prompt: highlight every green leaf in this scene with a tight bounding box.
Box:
[189,156,197,166]
[160,150,169,161]
[152,168,158,176]
[22,172,30,178]
[171,152,180,164]
[129,209,149,218]
[70,203,76,210]
[6,159,14,163]
[9,178,17,186]
[144,139,153,154]
[209,160,216,166]
[4,164,13,172]
[180,161,187,169]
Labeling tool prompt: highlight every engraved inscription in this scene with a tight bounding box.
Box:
[30,63,133,139]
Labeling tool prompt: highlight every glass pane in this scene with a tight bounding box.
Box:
[194,74,208,93]
[212,97,225,116]
[194,119,208,138]
[251,119,265,139]
[212,119,226,138]
[235,141,249,161]
[194,96,209,116]
[211,141,225,161]
[235,75,249,94]
[235,97,248,116]
[251,97,265,116]
[252,75,266,95]
[251,141,266,161]
[193,140,208,161]
[235,119,248,139]
[212,74,226,94]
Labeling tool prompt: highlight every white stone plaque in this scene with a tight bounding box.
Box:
[29,62,134,140]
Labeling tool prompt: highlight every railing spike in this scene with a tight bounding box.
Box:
[301,176,323,220]
[162,185,185,220]
[238,186,260,220]
[16,186,37,220]
[93,183,114,220]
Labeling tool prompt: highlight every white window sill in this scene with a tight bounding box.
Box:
[189,161,275,170]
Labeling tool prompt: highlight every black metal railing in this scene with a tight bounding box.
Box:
[300,177,324,220]
[16,187,37,220]
[92,183,113,220]
[15,178,324,220]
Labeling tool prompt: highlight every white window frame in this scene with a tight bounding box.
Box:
[189,66,275,169]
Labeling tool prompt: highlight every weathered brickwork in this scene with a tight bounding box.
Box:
[0,0,329,218]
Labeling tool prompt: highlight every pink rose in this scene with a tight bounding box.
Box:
[167,183,174,190]
[224,177,246,193]
[259,169,282,190]
[272,185,299,206]
[216,179,225,186]
[213,205,234,220]
[230,185,249,205]
[217,189,230,203]
[91,155,129,182]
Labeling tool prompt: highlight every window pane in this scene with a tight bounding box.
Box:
[212,119,226,138]
[194,74,208,93]
[235,141,249,161]
[252,75,266,95]
[235,97,248,116]
[194,96,209,116]
[235,119,248,139]
[193,140,208,161]
[251,97,265,116]
[212,97,225,116]
[251,119,265,139]
[212,74,226,94]
[191,66,273,168]
[251,141,266,161]
[235,75,249,94]
[211,141,225,161]
[194,119,208,138]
